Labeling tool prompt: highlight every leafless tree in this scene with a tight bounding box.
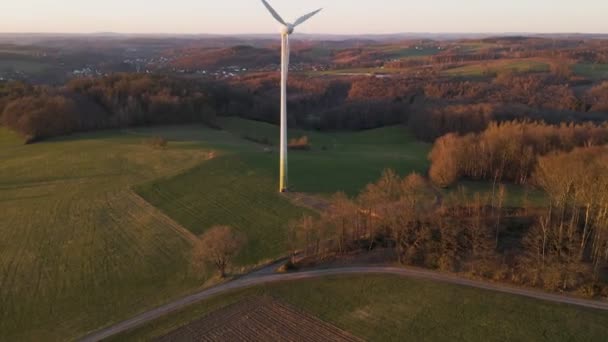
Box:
[192,226,246,278]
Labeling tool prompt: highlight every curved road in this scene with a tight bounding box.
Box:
[80,265,608,342]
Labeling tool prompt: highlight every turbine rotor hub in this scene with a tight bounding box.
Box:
[280,24,294,35]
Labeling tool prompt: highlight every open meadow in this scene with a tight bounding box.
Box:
[573,63,608,79]
[443,58,550,77]
[0,127,220,340]
[114,275,608,342]
[0,117,551,340]
[0,119,432,340]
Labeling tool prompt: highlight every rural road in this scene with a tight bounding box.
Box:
[79,263,608,342]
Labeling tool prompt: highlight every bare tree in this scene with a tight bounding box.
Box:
[495,184,506,249]
[192,226,246,278]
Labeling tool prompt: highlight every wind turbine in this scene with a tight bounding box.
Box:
[260,0,322,193]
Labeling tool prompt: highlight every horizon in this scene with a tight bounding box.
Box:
[2,0,608,35]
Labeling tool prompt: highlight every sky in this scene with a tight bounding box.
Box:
[1,0,607,35]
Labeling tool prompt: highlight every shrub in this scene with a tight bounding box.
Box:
[288,136,311,150]
[144,136,168,149]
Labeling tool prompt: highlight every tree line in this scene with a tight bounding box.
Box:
[1,68,607,143]
[428,121,608,188]
[0,74,231,142]
[289,161,608,297]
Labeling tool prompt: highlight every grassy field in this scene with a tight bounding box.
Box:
[572,63,608,79]
[456,42,499,54]
[0,127,224,341]
[381,46,440,59]
[217,117,431,195]
[443,59,550,77]
[309,67,406,76]
[136,153,309,264]
[136,119,430,263]
[0,124,312,341]
[0,118,549,340]
[0,120,430,340]
[114,275,608,342]
[0,126,21,148]
[0,59,53,73]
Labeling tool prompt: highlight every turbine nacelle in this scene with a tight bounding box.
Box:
[280,24,294,36]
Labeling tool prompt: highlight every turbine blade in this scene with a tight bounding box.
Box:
[261,0,287,26]
[293,8,322,27]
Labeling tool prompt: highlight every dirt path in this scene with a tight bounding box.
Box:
[79,264,608,342]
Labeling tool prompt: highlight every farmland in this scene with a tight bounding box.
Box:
[443,59,550,77]
[217,117,431,195]
[573,63,608,79]
[115,275,608,341]
[157,296,362,342]
[135,119,431,263]
[0,117,552,341]
[0,127,222,341]
[0,120,432,341]
[0,59,52,73]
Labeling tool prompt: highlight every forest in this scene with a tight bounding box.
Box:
[289,155,608,296]
[1,67,607,143]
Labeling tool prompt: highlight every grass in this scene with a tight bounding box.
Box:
[217,117,431,195]
[572,63,608,80]
[381,46,440,59]
[309,67,405,76]
[113,275,608,342]
[443,59,550,77]
[0,59,53,73]
[456,42,499,54]
[0,119,429,340]
[0,118,547,340]
[0,127,220,341]
[0,126,21,148]
[135,153,309,264]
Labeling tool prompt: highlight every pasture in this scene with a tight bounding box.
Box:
[0,59,53,73]
[114,275,608,341]
[0,120,429,340]
[0,118,546,340]
[0,128,220,341]
[379,45,440,59]
[443,59,550,77]
[573,63,608,79]
[217,117,431,195]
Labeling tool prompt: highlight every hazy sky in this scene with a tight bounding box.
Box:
[1,0,607,34]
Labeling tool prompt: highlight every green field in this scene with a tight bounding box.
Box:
[115,275,608,341]
[136,154,309,264]
[0,120,430,340]
[217,117,431,195]
[309,67,406,76]
[0,118,552,341]
[0,127,223,341]
[573,63,608,79]
[0,59,53,73]
[0,126,21,148]
[381,46,440,59]
[136,119,430,262]
[444,59,550,77]
[456,42,499,54]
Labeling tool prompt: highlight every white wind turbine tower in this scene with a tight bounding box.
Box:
[260,0,322,193]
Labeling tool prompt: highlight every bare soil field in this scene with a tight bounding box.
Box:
[157,296,363,342]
